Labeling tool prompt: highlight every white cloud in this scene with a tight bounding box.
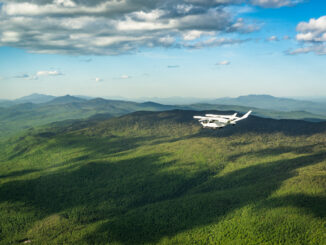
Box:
[0,0,302,55]
[289,16,326,55]
[120,75,130,79]
[216,60,231,65]
[185,37,248,49]
[296,16,326,42]
[267,35,279,41]
[251,0,303,8]
[288,45,326,55]
[36,70,63,76]
[1,31,20,42]
[14,70,63,80]
[95,77,102,82]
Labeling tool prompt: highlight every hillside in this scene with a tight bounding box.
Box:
[0,110,325,244]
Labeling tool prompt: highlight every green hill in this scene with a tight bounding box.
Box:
[0,110,325,244]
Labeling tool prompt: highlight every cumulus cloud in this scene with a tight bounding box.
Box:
[216,60,231,65]
[296,16,326,42]
[289,16,326,55]
[0,0,302,55]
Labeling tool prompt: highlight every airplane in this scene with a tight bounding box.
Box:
[193,110,252,129]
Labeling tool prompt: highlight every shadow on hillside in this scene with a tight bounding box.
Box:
[45,134,164,158]
[0,169,38,179]
[1,150,324,243]
[81,152,326,244]
[226,144,319,162]
[259,194,326,219]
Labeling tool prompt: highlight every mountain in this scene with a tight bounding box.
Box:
[0,94,55,108]
[15,93,56,104]
[0,99,15,108]
[0,96,177,139]
[134,96,210,105]
[212,94,326,115]
[47,95,85,104]
[0,110,325,244]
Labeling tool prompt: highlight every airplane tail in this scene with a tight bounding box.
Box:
[242,110,252,119]
[234,110,252,122]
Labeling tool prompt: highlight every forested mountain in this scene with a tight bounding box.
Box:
[0,96,176,139]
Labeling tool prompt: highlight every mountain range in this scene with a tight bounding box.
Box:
[2,94,326,115]
[1,94,326,139]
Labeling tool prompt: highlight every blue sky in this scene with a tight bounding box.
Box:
[0,0,325,99]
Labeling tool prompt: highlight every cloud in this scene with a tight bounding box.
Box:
[250,0,303,8]
[266,35,279,41]
[36,70,63,76]
[287,45,326,55]
[289,16,326,55]
[0,0,300,55]
[95,77,102,82]
[216,60,231,65]
[167,65,180,68]
[13,70,63,80]
[184,37,249,49]
[296,16,326,42]
[120,75,130,79]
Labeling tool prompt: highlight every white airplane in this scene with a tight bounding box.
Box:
[193,110,252,129]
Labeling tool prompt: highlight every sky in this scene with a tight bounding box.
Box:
[0,0,325,100]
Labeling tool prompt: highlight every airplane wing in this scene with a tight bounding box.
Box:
[193,116,223,122]
[194,116,212,121]
[233,110,252,122]
[205,113,237,119]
